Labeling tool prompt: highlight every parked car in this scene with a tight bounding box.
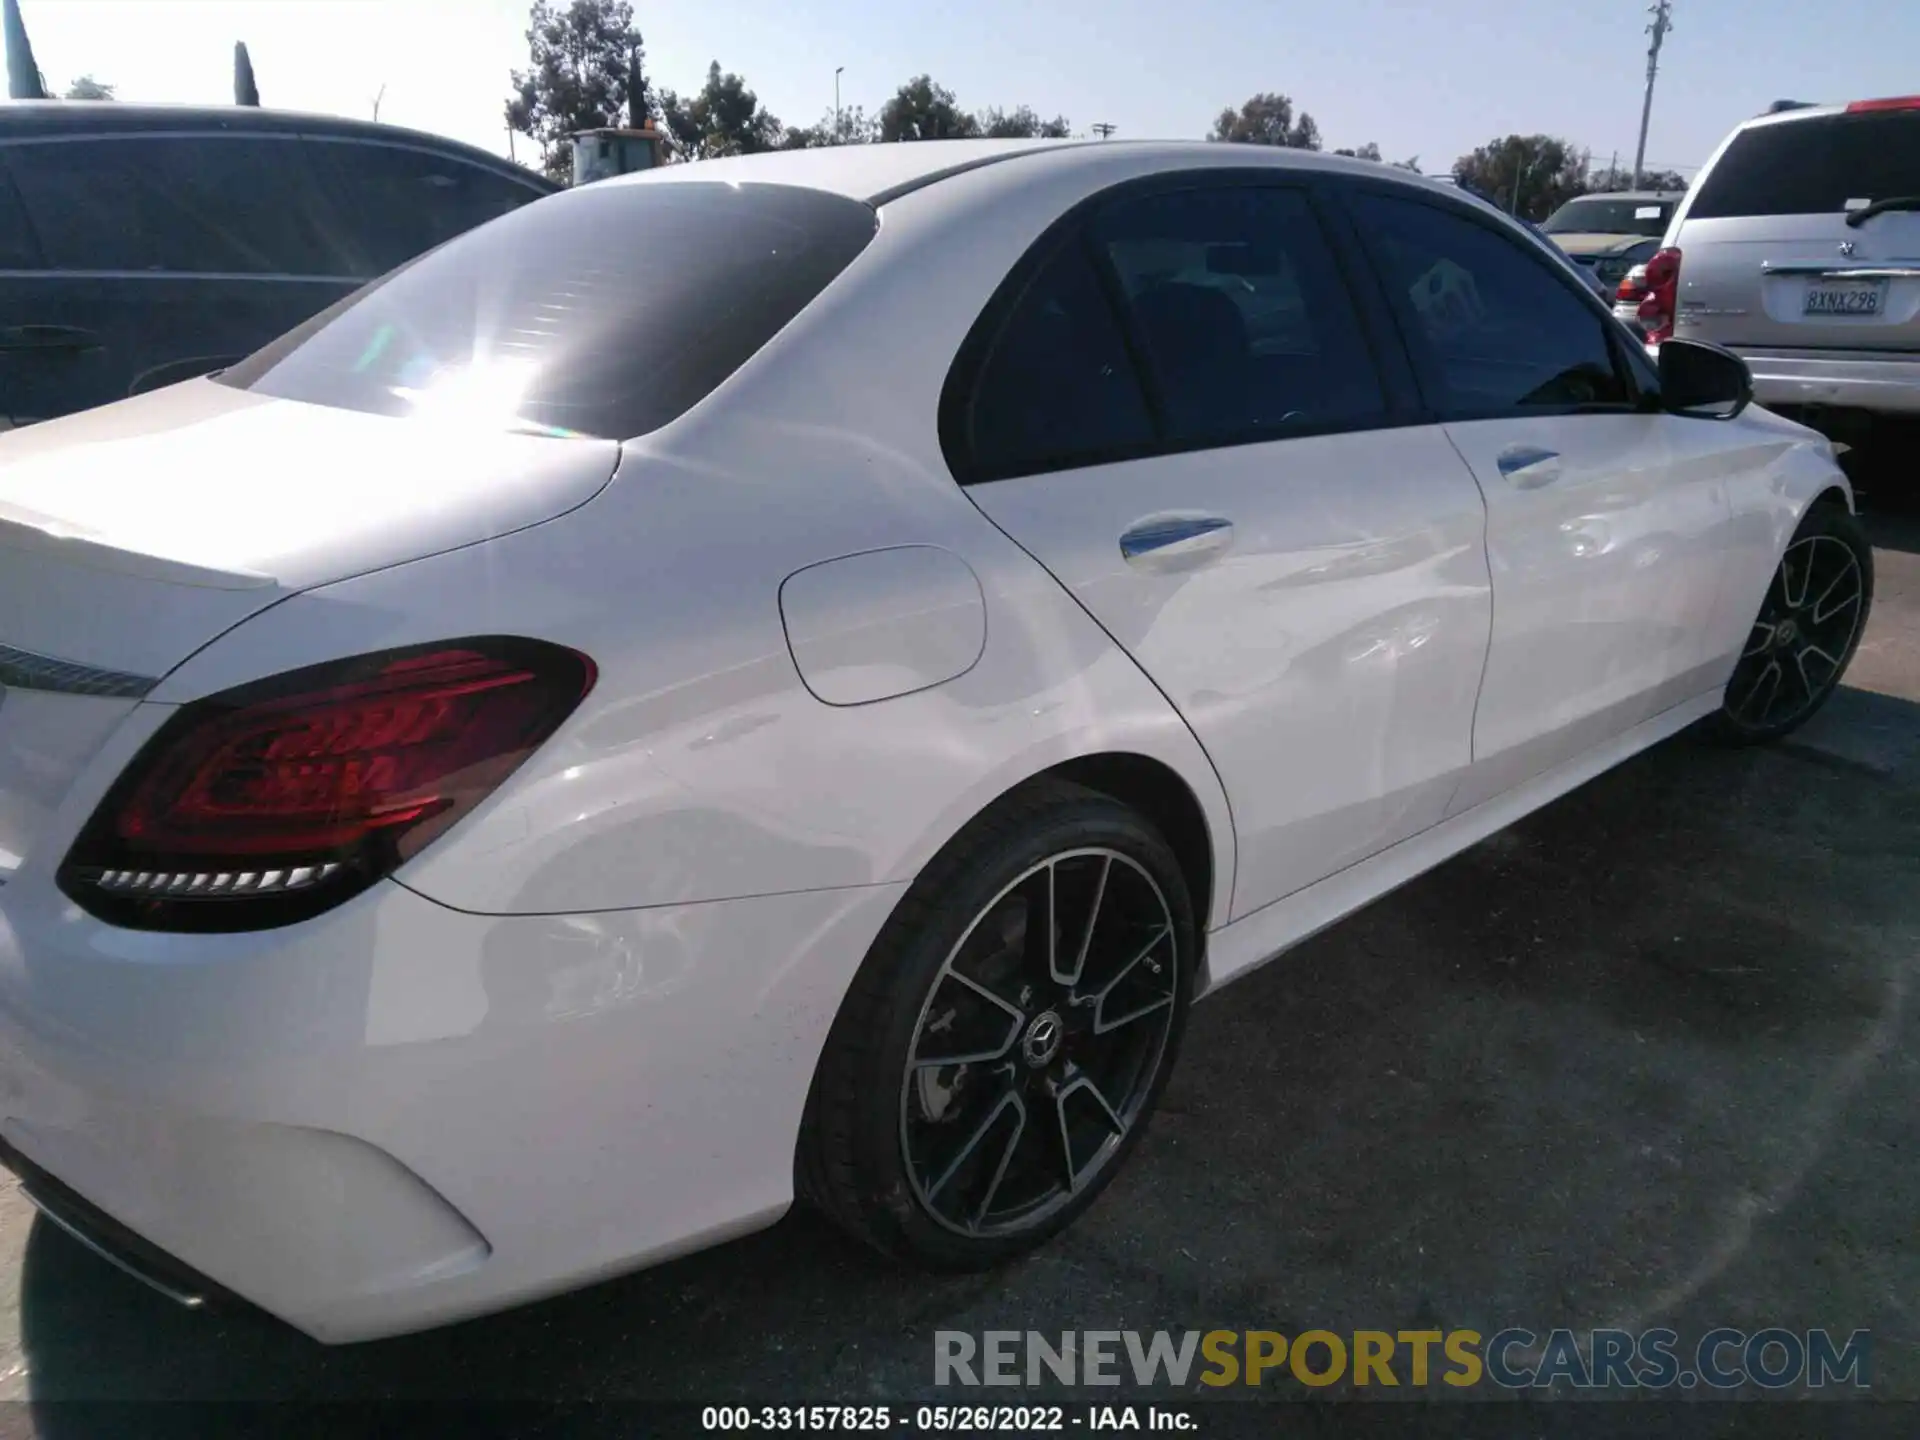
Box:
[0,139,1869,1343]
[0,103,555,428]
[1623,95,1920,458]
[1541,190,1682,291]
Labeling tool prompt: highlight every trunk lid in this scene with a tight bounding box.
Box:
[0,378,619,871]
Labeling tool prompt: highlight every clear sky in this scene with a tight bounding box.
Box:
[13,0,1920,178]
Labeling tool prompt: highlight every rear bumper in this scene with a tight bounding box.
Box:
[1733,347,1920,416]
[0,872,902,1342]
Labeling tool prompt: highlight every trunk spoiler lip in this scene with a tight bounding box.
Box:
[0,500,278,593]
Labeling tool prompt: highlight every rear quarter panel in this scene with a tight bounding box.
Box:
[144,161,1243,928]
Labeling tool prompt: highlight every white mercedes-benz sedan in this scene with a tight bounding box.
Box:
[0,140,1871,1342]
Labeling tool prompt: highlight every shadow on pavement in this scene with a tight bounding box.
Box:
[17,705,1920,1418]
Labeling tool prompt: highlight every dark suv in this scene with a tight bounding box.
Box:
[0,104,555,428]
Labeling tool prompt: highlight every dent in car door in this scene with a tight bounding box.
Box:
[950,182,1492,922]
[1342,187,1734,809]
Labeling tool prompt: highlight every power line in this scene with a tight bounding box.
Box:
[1632,0,1674,188]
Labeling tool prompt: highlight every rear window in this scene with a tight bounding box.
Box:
[217,181,877,440]
[1541,197,1672,237]
[1689,111,1920,219]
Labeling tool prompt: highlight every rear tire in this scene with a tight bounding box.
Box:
[1712,499,1873,744]
[799,779,1195,1270]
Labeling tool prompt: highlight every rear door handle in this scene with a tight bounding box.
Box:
[0,325,101,354]
[1119,515,1235,569]
[1495,444,1563,488]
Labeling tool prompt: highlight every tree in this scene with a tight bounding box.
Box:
[505,0,647,182]
[781,104,877,149]
[879,75,978,142]
[233,41,259,106]
[975,105,1070,139]
[1333,141,1383,161]
[1588,165,1688,194]
[1452,134,1587,221]
[64,74,113,100]
[658,61,783,161]
[1209,93,1320,149]
[4,0,46,100]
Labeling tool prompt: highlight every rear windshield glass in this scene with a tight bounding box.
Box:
[1541,197,1672,237]
[218,181,877,440]
[1688,111,1920,219]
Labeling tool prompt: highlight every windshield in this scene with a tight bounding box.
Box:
[218,181,877,440]
[1541,197,1672,237]
[1689,110,1920,218]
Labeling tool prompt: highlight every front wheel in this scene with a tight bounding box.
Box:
[799,780,1195,1269]
[1714,500,1873,743]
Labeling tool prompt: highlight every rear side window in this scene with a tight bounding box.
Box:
[0,157,41,268]
[218,181,876,441]
[304,140,546,276]
[4,135,348,275]
[1091,186,1386,448]
[1690,111,1920,218]
[961,240,1155,481]
[1352,192,1629,417]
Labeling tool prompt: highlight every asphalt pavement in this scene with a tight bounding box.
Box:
[0,495,1916,1420]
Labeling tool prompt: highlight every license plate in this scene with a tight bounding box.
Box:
[1804,280,1886,316]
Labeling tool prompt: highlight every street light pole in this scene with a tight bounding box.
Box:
[835,65,844,142]
[1633,0,1674,188]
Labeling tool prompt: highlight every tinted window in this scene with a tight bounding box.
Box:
[5,135,348,274]
[1353,193,1628,415]
[961,239,1154,481]
[305,140,545,275]
[1092,187,1386,446]
[1541,197,1673,237]
[0,158,40,268]
[1690,111,1920,218]
[218,181,876,441]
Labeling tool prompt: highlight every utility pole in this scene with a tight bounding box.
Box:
[834,65,844,142]
[1632,0,1674,188]
[1091,122,1116,139]
[371,83,385,123]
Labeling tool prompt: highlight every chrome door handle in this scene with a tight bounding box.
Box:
[1496,444,1563,488]
[1119,515,1234,569]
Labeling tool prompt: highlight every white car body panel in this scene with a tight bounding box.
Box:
[968,426,1491,920]
[0,139,1855,1342]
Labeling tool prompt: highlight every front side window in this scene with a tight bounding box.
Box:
[1091,186,1387,447]
[218,181,876,441]
[304,141,547,276]
[1351,192,1629,417]
[4,135,348,275]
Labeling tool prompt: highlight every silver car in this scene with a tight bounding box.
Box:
[1634,96,1920,456]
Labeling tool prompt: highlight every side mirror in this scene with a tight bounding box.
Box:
[1658,338,1753,420]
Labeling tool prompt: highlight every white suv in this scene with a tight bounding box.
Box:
[1622,95,1920,463]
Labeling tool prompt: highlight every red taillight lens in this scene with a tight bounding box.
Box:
[61,638,595,932]
[1636,246,1682,344]
[1847,95,1920,113]
[1616,264,1650,302]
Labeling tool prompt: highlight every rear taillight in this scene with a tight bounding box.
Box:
[1635,246,1682,345]
[1616,264,1650,303]
[60,638,595,932]
[1847,95,1920,113]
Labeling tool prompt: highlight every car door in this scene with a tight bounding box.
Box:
[1339,186,1738,811]
[952,177,1493,921]
[0,133,359,425]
